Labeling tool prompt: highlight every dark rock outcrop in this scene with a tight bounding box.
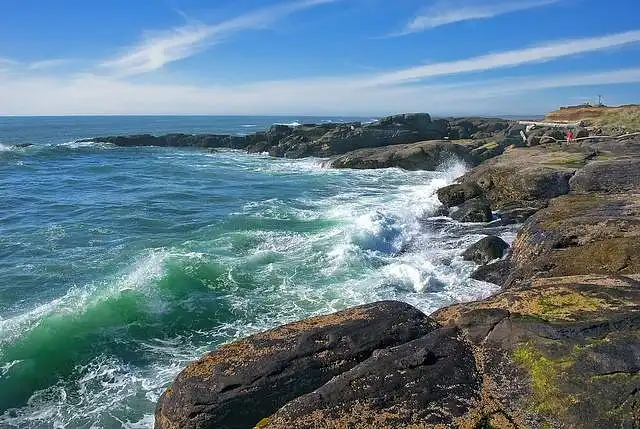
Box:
[504,193,640,287]
[155,301,439,429]
[569,157,640,193]
[461,146,594,209]
[85,114,522,163]
[437,182,483,208]
[462,236,509,265]
[450,197,493,223]
[471,260,512,286]
[434,274,640,429]
[329,140,480,170]
[261,327,480,429]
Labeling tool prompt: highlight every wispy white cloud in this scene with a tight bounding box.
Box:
[2,29,640,115]
[27,59,72,70]
[362,30,640,86]
[101,0,340,77]
[401,0,562,34]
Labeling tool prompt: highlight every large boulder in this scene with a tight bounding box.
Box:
[461,146,595,210]
[155,301,440,429]
[260,327,480,429]
[437,182,483,208]
[433,274,640,429]
[505,193,640,288]
[450,197,493,223]
[329,140,480,170]
[462,236,509,265]
[569,157,640,193]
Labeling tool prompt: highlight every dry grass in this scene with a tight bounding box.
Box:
[545,105,640,131]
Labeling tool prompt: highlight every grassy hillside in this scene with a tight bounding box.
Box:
[546,105,640,132]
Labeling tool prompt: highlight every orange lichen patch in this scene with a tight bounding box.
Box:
[263,402,439,429]
[182,306,374,380]
[264,307,372,340]
[435,276,640,324]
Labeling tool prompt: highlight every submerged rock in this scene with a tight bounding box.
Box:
[155,301,440,429]
[462,236,509,265]
[437,182,483,208]
[450,197,493,223]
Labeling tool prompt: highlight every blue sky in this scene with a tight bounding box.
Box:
[0,0,639,115]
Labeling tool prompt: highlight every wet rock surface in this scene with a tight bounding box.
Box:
[450,197,493,223]
[437,182,483,208]
[462,236,509,265]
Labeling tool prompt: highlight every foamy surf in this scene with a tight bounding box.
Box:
[1,142,515,429]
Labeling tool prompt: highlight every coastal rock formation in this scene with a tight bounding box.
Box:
[450,197,493,223]
[329,140,480,170]
[505,193,640,287]
[85,114,526,163]
[433,274,640,429]
[461,145,594,209]
[437,182,483,208]
[157,275,640,429]
[155,301,439,429]
[470,260,512,285]
[462,236,509,265]
[569,156,640,193]
[260,327,480,429]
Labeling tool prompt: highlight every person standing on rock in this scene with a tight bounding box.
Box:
[566,129,574,143]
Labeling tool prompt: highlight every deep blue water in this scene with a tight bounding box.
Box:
[0,116,508,428]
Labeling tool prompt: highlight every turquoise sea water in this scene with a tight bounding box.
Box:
[0,116,509,428]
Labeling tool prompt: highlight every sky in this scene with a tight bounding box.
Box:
[0,0,639,116]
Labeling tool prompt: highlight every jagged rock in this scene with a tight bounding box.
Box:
[461,146,594,209]
[471,259,512,286]
[329,140,480,170]
[462,236,509,265]
[450,197,493,223]
[437,182,483,208]
[260,327,480,429]
[505,193,640,287]
[433,274,640,429]
[155,301,440,429]
[569,157,640,193]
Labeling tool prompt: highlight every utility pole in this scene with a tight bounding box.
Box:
[598,95,602,106]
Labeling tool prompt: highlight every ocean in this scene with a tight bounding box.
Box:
[0,116,513,428]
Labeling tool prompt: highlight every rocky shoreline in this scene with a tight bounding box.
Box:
[87,111,640,428]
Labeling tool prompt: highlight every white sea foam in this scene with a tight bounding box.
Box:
[273,121,301,127]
